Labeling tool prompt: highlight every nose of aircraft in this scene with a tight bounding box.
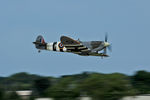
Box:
[104,42,110,47]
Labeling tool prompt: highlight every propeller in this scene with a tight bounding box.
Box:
[103,33,112,54]
[108,44,112,52]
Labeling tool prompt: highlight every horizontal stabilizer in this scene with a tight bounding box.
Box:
[33,42,46,45]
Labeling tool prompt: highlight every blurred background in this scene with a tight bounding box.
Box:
[0,0,150,100]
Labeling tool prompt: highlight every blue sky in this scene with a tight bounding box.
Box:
[0,0,150,77]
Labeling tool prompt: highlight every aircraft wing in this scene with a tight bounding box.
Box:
[60,36,89,52]
[60,36,81,45]
[89,53,109,57]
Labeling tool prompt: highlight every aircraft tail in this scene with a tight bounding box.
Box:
[35,35,45,44]
[33,35,47,50]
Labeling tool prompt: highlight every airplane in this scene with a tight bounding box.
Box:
[33,35,112,58]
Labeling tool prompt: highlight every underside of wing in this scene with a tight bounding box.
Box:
[60,36,89,53]
[89,53,109,57]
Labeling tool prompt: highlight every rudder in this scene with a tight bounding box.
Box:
[33,35,47,50]
[36,35,45,44]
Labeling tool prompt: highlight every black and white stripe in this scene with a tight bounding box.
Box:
[53,42,57,51]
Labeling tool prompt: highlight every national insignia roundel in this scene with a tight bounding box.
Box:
[58,43,64,49]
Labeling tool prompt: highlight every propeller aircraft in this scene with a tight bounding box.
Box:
[33,35,112,58]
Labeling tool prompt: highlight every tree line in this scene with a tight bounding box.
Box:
[0,70,150,100]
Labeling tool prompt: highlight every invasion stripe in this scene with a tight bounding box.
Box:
[60,49,64,52]
[53,42,57,51]
[80,49,89,52]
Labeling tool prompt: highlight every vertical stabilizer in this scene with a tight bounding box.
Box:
[36,35,45,44]
[33,35,47,50]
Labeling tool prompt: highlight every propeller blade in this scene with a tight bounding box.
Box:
[104,47,107,54]
[108,44,112,52]
[105,33,108,42]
